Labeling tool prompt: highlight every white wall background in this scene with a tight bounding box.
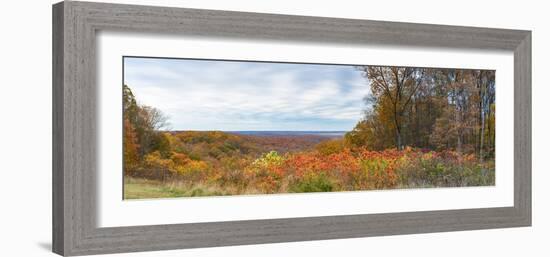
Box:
[0,0,547,256]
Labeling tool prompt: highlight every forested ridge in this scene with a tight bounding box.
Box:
[347,66,495,156]
[123,66,495,199]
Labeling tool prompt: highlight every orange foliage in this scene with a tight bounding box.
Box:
[123,118,140,175]
[125,130,494,195]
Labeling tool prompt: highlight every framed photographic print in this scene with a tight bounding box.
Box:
[52,1,531,256]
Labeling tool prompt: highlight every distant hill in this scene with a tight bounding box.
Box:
[227,131,345,138]
[169,130,338,156]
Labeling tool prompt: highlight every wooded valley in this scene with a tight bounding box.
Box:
[123,66,495,199]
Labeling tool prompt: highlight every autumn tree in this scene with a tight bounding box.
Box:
[123,118,140,175]
[354,66,424,150]
[473,70,496,160]
[428,69,495,159]
[123,84,170,167]
[348,67,495,159]
[345,106,396,150]
[430,70,474,153]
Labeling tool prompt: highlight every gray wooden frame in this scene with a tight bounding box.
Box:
[52,1,531,256]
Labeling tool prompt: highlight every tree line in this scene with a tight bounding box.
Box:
[123,64,496,176]
[345,66,495,160]
[123,85,171,174]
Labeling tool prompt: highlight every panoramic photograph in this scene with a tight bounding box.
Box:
[122,57,496,199]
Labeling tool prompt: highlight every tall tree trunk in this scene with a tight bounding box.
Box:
[487,104,493,152]
[394,105,402,150]
[453,84,462,154]
[478,101,483,156]
[395,111,404,150]
[478,71,486,163]
[479,109,485,162]
[456,108,462,154]
[476,72,483,158]
[396,128,402,150]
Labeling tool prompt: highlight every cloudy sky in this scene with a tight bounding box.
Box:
[124,57,369,131]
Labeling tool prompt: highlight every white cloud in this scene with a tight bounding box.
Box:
[124,58,370,131]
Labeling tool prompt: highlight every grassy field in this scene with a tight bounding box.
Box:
[124,177,230,199]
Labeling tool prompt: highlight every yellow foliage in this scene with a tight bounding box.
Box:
[315,139,346,155]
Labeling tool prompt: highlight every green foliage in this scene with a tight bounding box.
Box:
[150,132,172,158]
[289,172,335,193]
[395,152,495,187]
